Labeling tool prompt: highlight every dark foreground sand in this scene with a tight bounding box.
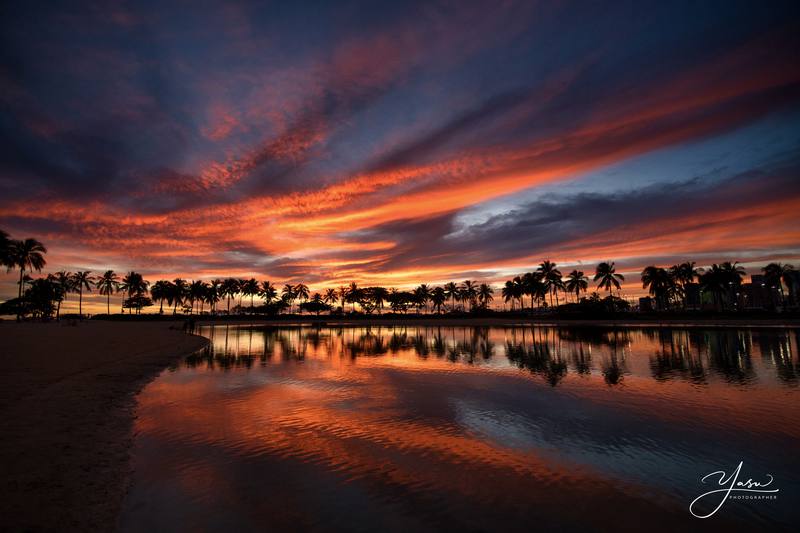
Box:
[0,321,208,532]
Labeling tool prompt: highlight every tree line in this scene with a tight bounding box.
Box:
[2,229,797,319]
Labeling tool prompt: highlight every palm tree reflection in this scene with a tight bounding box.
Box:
[183,325,798,387]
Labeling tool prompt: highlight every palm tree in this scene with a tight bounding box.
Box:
[282,284,296,313]
[206,279,222,313]
[171,278,188,314]
[431,286,446,314]
[444,282,459,312]
[594,262,624,295]
[502,280,519,311]
[323,288,338,308]
[7,237,47,305]
[337,286,348,310]
[641,266,674,310]
[720,261,746,310]
[261,281,277,305]
[762,263,792,309]
[294,283,310,308]
[371,286,389,314]
[242,278,260,311]
[477,283,494,309]
[119,272,149,314]
[565,270,589,302]
[221,278,239,313]
[188,280,207,314]
[345,282,360,312]
[150,280,171,314]
[70,271,94,317]
[50,270,73,319]
[519,272,540,310]
[699,264,728,311]
[461,280,477,312]
[414,284,431,313]
[537,260,563,307]
[673,261,702,286]
[95,270,119,315]
[306,292,327,315]
[668,262,702,308]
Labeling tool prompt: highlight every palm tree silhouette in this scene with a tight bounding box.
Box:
[150,280,171,314]
[7,238,47,320]
[294,283,310,308]
[668,262,702,308]
[337,286,348,311]
[71,271,94,317]
[241,278,260,311]
[323,288,338,309]
[444,282,459,312]
[7,238,47,298]
[431,286,446,314]
[188,280,206,314]
[171,278,188,314]
[95,270,119,315]
[221,278,239,314]
[641,266,673,310]
[477,283,494,309]
[50,270,73,319]
[371,286,389,314]
[699,264,728,311]
[461,280,477,312]
[502,280,518,311]
[762,262,792,309]
[594,262,624,295]
[261,281,277,306]
[565,270,588,302]
[119,272,148,314]
[207,279,222,313]
[345,282,360,312]
[537,260,563,307]
[414,284,431,313]
[282,284,296,313]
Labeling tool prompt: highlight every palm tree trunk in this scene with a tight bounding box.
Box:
[78,289,83,316]
[107,293,110,315]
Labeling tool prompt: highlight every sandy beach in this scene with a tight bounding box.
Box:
[0,321,208,532]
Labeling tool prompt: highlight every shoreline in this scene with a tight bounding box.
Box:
[0,321,209,532]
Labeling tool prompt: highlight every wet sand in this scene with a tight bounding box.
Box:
[0,321,208,532]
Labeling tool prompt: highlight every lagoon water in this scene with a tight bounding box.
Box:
[119,325,800,531]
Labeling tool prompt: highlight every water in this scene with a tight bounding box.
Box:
[120,325,800,531]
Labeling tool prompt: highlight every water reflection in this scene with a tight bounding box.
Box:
[184,325,799,388]
[122,326,800,532]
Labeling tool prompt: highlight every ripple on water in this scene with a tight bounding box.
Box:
[121,326,800,532]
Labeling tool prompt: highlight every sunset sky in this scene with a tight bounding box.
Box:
[2,0,800,308]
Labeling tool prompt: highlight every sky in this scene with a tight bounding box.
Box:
[1,0,800,309]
